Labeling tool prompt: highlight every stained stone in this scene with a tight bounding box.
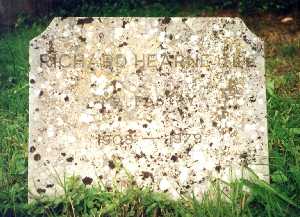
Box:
[29,17,268,199]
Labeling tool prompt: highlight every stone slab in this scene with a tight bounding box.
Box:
[29,17,268,199]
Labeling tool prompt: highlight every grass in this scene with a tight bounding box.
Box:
[0,4,300,217]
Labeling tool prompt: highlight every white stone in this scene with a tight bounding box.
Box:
[29,17,269,200]
[159,178,171,191]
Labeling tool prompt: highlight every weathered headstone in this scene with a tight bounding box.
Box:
[29,17,268,199]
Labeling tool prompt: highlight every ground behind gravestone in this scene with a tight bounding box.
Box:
[0,6,300,217]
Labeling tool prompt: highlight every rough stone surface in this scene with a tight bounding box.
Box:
[29,17,268,199]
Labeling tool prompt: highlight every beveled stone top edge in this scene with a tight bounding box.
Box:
[29,17,263,45]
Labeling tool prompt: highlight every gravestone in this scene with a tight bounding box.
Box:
[29,17,268,199]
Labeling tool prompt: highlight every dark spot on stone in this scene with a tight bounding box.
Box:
[82,176,93,185]
[128,129,136,134]
[30,79,35,84]
[240,152,248,159]
[213,30,219,38]
[46,183,54,188]
[182,18,187,22]
[122,20,128,28]
[99,106,106,114]
[111,80,117,86]
[108,160,115,169]
[135,153,145,159]
[35,108,39,112]
[161,17,171,24]
[78,36,86,42]
[229,127,233,132]
[66,157,74,162]
[234,105,238,109]
[257,136,261,139]
[215,165,221,173]
[39,90,44,97]
[201,74,205,78]
[186,146,192,153]
[99,175,103,179]
[169,34,173,40]
[142,123,148,128]
[200,118,204,124]
[171,155,178,162]
[187,48,191,53]
[34,153,41,161]
[37,188,46,194]
[64,96,69,102]
[165,89,170,97]
[61,152,66,157]
[30,146,36,153]
[118,117,122,121]
[141,171,154,181]
[212,121,218,127]
[249,96,256,102]
[77,18,94,25]
[98,32,104,40]
[178,108,184,117]
[118,42,128,47]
